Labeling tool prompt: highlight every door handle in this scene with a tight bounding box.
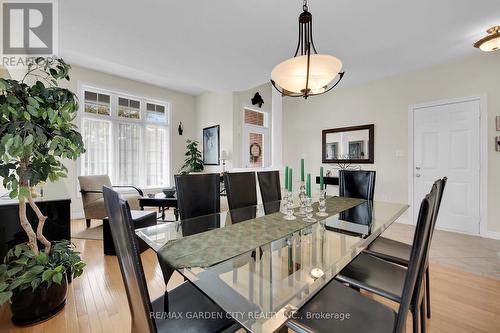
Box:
[416,173,421,178]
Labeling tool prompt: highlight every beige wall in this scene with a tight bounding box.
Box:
[283,53,500,235]
[50,65,196,217]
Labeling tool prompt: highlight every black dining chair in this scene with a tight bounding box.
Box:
[224,172,257,223]
[257,170,281,203]
[287,188,437,333]
[175,173,220,220]
[102,186,238,333]
[334,181,441,333]
[363,177,447,319]
[339,170,376,200]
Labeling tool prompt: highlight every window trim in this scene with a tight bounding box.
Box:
[77,82,172,189]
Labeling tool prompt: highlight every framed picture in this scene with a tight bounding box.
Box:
[496,116,500,131]
[203,125,220,165]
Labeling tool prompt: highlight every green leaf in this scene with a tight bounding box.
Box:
[26,105,38,117]
[6,95,20,104]
[0,79,7,90]
[41,269,54,283]
[0,282,8,292]
[13,257,29,266]
[24,134,34,145]
[23,112,31,121]
[52,272,63,285]
[27,97,40,108]
[0,291,13,306]
[35,252,48,265]
[30,278,41,291]
[7,266,23,277]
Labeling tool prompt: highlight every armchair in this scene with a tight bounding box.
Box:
[78,175,143,227]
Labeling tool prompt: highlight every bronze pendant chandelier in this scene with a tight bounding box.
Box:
[271,0,344,99]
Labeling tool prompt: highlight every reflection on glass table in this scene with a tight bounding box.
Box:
[136,200,408,333]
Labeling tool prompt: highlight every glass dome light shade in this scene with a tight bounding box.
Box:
[478,35,500,51]
[271,54,343,94]
[474,26,500,52]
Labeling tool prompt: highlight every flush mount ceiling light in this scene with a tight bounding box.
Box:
[271,0,344,99]
[474,26,500,52]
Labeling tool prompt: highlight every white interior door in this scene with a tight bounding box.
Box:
[413,99,481,234]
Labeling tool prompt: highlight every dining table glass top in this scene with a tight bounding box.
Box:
[136,199,409,333]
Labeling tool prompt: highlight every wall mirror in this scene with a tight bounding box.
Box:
[322,124,374,164]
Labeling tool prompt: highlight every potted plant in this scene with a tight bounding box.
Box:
[180,139,204,173]
[0,57,86,324]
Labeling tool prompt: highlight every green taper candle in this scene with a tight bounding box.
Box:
[307,173,311,198]
[300,158,305,182]
[285,166,289,190]
[289,168,293,192]
[320,166,324,191]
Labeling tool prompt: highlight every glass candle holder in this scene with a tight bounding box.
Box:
[316,189,328,217]
[281,189,289,214]
[303,197,317,222]
[295,182,307,217]
[284,191,297,220]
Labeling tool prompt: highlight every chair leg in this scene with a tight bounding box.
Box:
[426,266,431,318]
[420,299,426,333]
[86,219,91,228]
[412,309,419,333]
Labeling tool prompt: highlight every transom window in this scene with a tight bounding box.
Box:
[80,85,170,188]
[84,91,110,116]
[118,97,141,119]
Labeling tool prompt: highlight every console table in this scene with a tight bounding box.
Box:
[315,176,339,187]
[0,196,71,260]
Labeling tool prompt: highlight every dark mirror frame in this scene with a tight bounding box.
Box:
[322,124,374,164]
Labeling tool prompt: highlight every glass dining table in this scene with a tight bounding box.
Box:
[136,199,409,333]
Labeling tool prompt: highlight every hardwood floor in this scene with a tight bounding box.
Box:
[1,220,499,333]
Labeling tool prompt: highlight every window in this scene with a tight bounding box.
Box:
[146,102,166,122]
[118,97,141,119]
[79,86,170,188]
[242,107,270,168]
[84,91,110,115]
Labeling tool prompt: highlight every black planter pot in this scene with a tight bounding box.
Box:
[10,274,68,325]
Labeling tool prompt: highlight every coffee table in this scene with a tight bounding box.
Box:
[139,193,178,221]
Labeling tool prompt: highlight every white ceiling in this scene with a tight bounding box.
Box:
[60,0,500,95]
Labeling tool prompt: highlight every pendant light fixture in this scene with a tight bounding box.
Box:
[474,26,500,52]
[271,0,344,99]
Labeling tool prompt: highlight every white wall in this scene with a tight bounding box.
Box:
[5,65,197,218]
[283,53,500,235]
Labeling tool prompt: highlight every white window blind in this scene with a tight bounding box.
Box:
[80,86,170,188]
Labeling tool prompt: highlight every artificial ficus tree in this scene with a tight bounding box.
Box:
[0,58,85,255]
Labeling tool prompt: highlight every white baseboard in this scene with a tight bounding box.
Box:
[480,230,500,240]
